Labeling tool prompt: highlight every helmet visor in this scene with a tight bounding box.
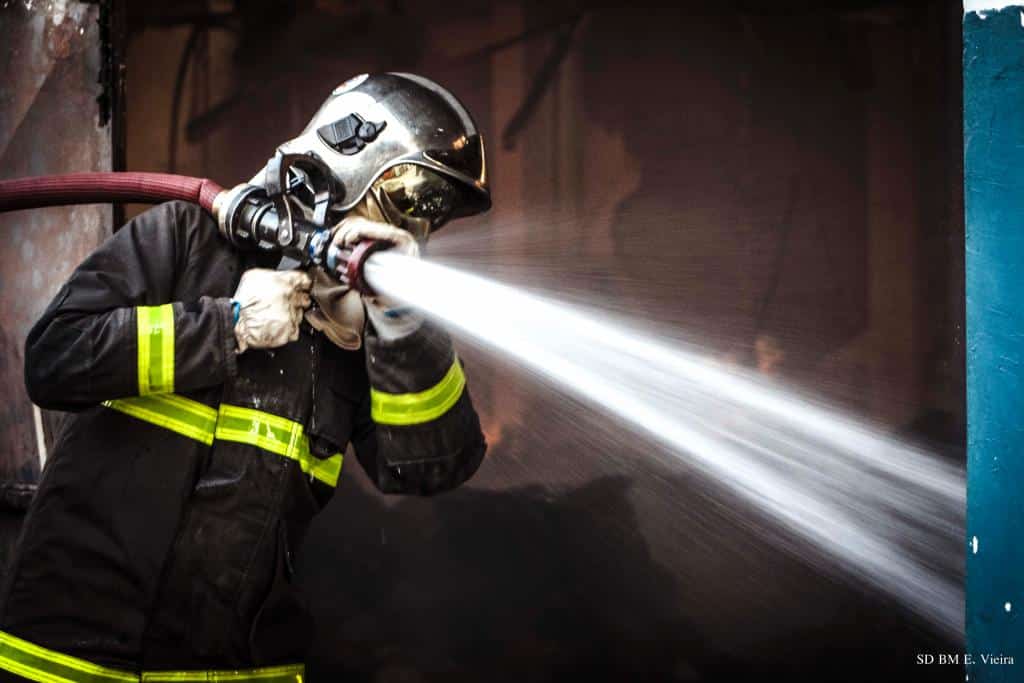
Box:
[373,163,462,229]
[423,134,485,184]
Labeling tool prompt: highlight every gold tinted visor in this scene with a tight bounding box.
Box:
[373,163,462,230]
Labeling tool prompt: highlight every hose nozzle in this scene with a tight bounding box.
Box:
[326,238,386,295]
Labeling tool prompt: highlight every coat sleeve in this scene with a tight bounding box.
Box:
[350,319,487,496]
[24,201,238,411]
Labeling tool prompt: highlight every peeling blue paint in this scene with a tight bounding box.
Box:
[964,6,1024,681]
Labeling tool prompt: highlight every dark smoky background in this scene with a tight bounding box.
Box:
[2,1,966,681]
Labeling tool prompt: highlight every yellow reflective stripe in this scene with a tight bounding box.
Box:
[371,356,466,426]
[215,404,302,458]
[137,304,175,395]
[104,395,217,446]
[141,663,304,682]
[304,452,343,488]
[102,396,342,487]
[0,630,304,683]
[215,405,343,487]
[0,630,136,683]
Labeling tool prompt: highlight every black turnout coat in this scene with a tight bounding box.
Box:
[0,201,486,673]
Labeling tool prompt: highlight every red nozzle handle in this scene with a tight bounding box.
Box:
[344,239,389,295]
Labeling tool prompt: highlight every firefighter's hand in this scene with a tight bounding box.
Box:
[331,217,422,340]
[331,216,420,260]
[232,269,312,353]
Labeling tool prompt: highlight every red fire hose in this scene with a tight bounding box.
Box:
[0,172,224,215]
[0,171,383,293]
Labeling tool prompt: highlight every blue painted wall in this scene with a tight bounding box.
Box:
[965,6,1024,680]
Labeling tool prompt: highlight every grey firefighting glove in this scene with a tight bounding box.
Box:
[232,269,312,353]
[329,216,423,341]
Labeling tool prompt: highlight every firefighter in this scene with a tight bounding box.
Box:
[0,73,488,682]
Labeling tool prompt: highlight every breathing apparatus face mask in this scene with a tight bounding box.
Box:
[349,163,463,243]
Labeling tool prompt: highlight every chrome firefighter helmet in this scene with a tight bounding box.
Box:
[271,72,490,229]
